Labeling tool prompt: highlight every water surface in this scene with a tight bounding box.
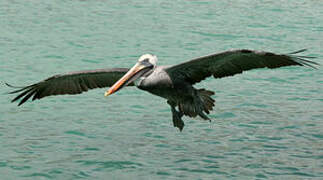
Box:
[1,0,323,179]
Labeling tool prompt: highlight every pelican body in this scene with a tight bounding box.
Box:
[7,49,318,131]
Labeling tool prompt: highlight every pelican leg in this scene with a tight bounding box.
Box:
[167,101,185,131]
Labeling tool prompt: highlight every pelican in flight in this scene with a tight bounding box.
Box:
[7,49,318,131]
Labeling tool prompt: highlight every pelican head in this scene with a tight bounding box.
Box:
[104,54,157,96]
[138,54,158,66]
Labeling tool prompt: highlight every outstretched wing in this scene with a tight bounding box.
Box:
[165,49,318,84]
[7,68,131,106]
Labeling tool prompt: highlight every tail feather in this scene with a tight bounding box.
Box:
[178,88,215,120]
[198,89,215,117]
[179,100,197,117]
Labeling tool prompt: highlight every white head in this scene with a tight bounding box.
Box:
[138,54,158,67]
[104,54,157,96]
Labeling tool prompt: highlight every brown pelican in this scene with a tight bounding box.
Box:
[7,49,318,131]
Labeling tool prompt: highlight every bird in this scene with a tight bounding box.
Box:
[7,49,318,131]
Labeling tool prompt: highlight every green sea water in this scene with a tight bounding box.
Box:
[1,0,323,179]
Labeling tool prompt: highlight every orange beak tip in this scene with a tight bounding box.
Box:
[104,91,111,97]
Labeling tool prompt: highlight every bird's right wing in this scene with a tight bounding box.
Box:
[7,68,131,106]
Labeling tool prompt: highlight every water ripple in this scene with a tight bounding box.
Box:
[1,0,322,179]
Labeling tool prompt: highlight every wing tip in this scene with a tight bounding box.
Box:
[6,82,32,106]
[288,48,308,55]
[287,49,320,69]
[5,82,27,88]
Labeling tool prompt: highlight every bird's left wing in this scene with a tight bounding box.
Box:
[7,68,131,106]
[165,49,318,85]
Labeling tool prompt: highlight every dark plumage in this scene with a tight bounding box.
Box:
[165,49,317,84]
[7,49,318,130]
[7,68,130,106]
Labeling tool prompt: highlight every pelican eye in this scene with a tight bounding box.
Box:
[142,58,150,63]
[140,58,152,66]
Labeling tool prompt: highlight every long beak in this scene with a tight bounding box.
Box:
[104,63,148,96]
